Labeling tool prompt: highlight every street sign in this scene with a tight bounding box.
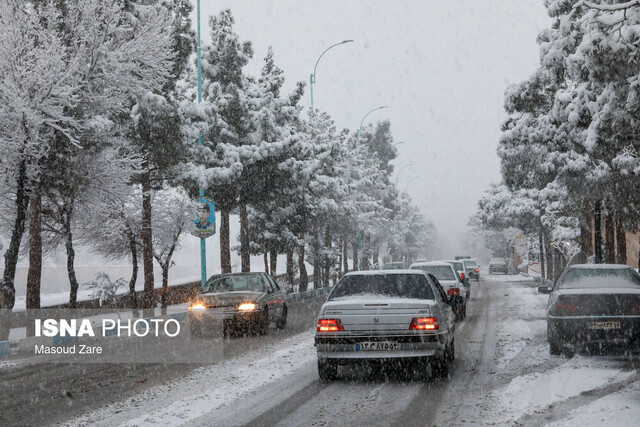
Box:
[191,198,216,239]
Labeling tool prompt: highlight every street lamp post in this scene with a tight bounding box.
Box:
[402,176,422,193]
[197,0,206,289]
[357,105,388,139]
[395,162,414,186]
[310,40,353,108]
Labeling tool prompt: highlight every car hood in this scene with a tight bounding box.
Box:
[195,291,264,307]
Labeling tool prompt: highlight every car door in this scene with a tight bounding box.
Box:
[267,274,286,315]
[427,274,455,340]
[260,274,279,321]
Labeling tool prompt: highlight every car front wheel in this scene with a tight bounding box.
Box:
[258,308,269,336]
[276,305,287,330]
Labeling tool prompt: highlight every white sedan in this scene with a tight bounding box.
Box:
[314,270,456,381]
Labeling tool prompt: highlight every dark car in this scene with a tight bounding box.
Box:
[539,264,640,356]
[188,272,287,336]
[462,259,480,280]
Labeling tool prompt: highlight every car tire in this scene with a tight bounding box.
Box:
[549,338,562,355]
[258,308,269,336]
[436,343,453,378]
[461,303,467,319]
[276,305,287,330]
[318,359,338,382]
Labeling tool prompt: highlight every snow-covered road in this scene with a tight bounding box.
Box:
[3,275,639,426]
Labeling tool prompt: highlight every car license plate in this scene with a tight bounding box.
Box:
[355,341,398,351]
[588,321,621,330]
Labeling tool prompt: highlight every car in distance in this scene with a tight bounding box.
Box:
[455,255,472,260]
[188,272,287,337]
[539,264,640,356]
[488,258,508,275]
[462,259,480,280]
[381,261,406,270]
[315,270,456,381]
[444,260,471,298]
[410,261,467,319]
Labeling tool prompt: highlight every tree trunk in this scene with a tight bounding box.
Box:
[26,182,42,309]
[594,200,603,264]
[220,209,231,273]
[141,167,155,309]
[286,249,294,290]
[1,157,30,309]
[342,237,348,276]
[554,246,563,279]
[539,230,545,280]
[264,251,269,274]
[239,204,250,272]
[127,228,138,309]
[352,239,359,271]
[604,206,615,264]
[298,236,308,292]
[323,228,331,287]
[161,264,169,310]
[545,237,554,281]
[578,199,592,264]
[313,224,320,289]
[270,248,277,276]
[615,215,627,265]
[64,214,79,309]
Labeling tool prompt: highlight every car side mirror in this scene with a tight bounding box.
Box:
[537,286,552,294]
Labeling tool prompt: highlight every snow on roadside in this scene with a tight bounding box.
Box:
[546,380,640,427]
[491,357,635,424]
[495,282,548,370]
[487,273,535,282]
[63,330,317,427]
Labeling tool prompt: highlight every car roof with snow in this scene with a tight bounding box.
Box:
[410,261,455,267]
[568,264,633,270]
[344,269,426,276]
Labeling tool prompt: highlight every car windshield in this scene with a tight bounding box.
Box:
[329,274,434,300]
[202,275,266,293]
[560,268,640,289]
[449,262,463,271]
[411,265,456,281]
[463,260,477,267]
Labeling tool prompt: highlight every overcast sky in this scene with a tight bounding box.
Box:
[192,0,552,257]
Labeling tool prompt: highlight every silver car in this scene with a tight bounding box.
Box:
[315,270,456,381]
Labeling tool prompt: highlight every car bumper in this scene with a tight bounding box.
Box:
[188,309,264,331]
[315,333,447,360]
[548,316,640,349]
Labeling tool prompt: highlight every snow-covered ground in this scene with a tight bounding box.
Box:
[63,330,318,427]
[547,380,640,426]
[20,274,640,426]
